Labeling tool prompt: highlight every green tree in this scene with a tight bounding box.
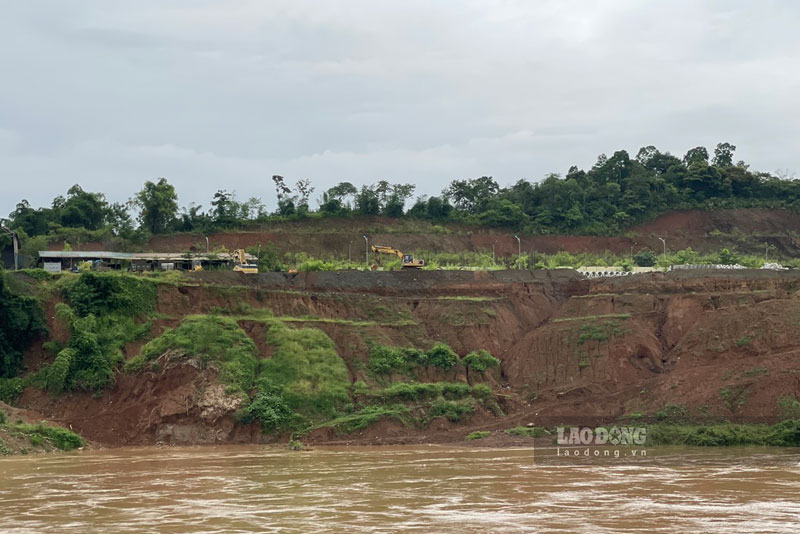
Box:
[355,186,381,215]
[59,185,108,230]
[712,142,736,167]
[683,146,709,166]
[133,178,178,234]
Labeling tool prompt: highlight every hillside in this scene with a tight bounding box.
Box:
[3,267,800,448]
[43,209,800,262]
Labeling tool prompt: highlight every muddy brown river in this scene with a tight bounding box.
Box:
[1,445,799,533]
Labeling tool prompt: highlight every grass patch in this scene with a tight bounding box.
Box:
[553,313,631,323]
[7,422,86,451]
[740,366,768,378]
[505,426,550,438]
[307,405,411,435]
[575,319,626,345]
[466,431,490,440]
[778,397,800,419]
[646,420,800,446]
[258,322,351,422]
[125,315,258,393]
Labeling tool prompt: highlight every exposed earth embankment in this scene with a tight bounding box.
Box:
[6,268,800,448]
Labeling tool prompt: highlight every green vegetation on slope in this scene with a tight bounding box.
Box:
[0,268,48,378]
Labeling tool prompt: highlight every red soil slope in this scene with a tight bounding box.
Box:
[13,269,800,447]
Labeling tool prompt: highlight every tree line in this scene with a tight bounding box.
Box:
[3,142,799,245]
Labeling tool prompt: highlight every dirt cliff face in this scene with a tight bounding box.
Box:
[15,269,800,446]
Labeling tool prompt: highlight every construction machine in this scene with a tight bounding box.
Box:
[370,245,424,269]
[232,248,259,274]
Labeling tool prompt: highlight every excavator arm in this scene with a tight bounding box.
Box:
[370,245,423,269]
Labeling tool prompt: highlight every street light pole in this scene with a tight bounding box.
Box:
[363,235,369,267]
[514,235,521,270]
[657,237,666,260]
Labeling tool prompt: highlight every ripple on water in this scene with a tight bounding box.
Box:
[1,446,799,533]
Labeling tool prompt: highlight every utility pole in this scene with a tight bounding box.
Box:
[205,236,209,253]
[657,237,666,261]
[492,241,496,264]
[363,235,369,267]
[349,241,352,262]
[514,235,521,270]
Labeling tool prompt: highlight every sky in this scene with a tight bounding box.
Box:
[1,0,799,216]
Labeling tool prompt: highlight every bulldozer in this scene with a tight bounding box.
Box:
[370,245,424,269]
[232,248,259,274]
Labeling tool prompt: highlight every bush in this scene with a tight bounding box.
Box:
[470,383,493,401]
[463,350,500,373]
[0,378,24,404]
[633,249,657,267]
[429,399,475,422]
[367,344,409,375]
[239,391,293,432]
[466,431,490,440]
[426,343,460,371]
[0,270,48,378]
[64,272,157,317]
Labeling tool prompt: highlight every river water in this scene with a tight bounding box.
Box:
[1,445,799,533]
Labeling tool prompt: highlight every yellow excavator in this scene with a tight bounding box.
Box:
[370,245,424,269]
[232,249,259,274]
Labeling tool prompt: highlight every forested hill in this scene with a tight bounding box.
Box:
[3,142,798,251]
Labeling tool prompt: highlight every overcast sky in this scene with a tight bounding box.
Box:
[1,0,799,216]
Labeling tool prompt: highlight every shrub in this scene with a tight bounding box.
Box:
[45,348,74,394]
[0,378,24,404]
[470,383,493,401]
[426,343,460,371]
[463,350,500,373]
[466,431,490,440]
[367,344,409,375]
[633,249,657,267]
[239,391,293,432]
[429,399,475,422]
[0,270,48,378]
[64,272,157,317]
